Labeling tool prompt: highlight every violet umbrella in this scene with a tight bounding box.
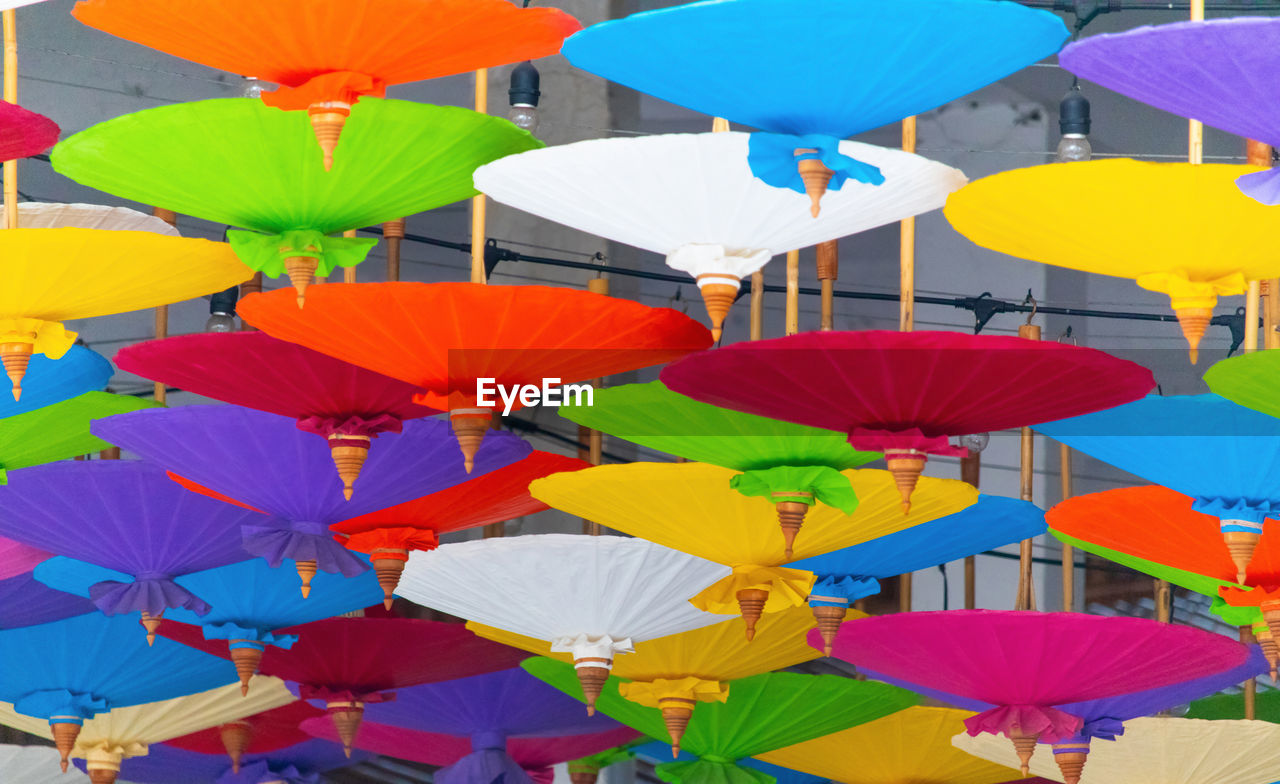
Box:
[820,610,1249,776]
[298,667,639,784]
[92,405,530,595]
[91,739,363,784]
[0,572,96,630]
[0,460,262,642]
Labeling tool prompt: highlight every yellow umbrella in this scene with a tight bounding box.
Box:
[474,606,834,753]
[953,716,1280,784]
[758,706,1019,784]
[529,462,976,639]
[0,678,294,783]
[944,159,1280,362]
[0,229,247,398]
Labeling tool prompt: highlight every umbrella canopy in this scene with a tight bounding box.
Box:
[0,344,112,417]
[1206,350,1280,421]
[237,282,712,470]
[158,617,528,755]
[72,0,579,166]
[632,743,829,784]
[0,391,159,483]
[0,100,58,162]
[1037,394,1280,585]
[0,461,262,634]
[115,332,439,498]
[756,706,1019,784]
[823,610,1248,775]
[473,607,839,753]
[1058,18,1280,203]
[474,133,965,334]
[164,701,328,773]
[0,573,96,630]
[560,0,1061,212]
[0,613,245,772]
[661,330,1153,509]
[529,462,977,639]
[526,661,919,777]
[92,405,530,593]
[1188,687,1280,722]
[52,98,541,300]
[789,495,1045,653]
[97,739,360,784]
[953,716,1280,784]
[0,229,246,399]
[944,160,1280,360]
[394,534,731,712]
[332,451,590,607]
[0,745,90,783]
[300,720,636,784]
[7,202,177,233]
[558,381,880,551]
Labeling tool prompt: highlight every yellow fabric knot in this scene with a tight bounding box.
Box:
[1136,270,1247,310]
[0,317,76,359]
[689,564,815,615]
[619,677,729,708]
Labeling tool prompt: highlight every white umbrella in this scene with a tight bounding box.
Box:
[396,533,731,713]
[0,678,294,783]
[5,203,180,234]
[0,745,89,783]
[953,716,1280,784]
[474,132,966,339]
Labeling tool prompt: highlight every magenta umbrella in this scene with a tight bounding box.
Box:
[820,610,1248,775]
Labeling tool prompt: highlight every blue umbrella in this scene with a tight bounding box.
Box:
[0,344,111,416]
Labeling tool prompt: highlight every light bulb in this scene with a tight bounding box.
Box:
[204,311,236,333]
[959,432,990,454]
[508,104,539,132]
[241,77,270,99]
[1056,134,1092,162]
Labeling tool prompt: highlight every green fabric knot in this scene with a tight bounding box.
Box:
[656,760,775,784]
[730,465,859,515]
[227,228,377,278]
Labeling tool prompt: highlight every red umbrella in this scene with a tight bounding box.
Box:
[158,617,528,755]
[332,451,590,608]
[662,330,1153,510]
[116,332,438,499]
[0,101,58,162]
[163,701,324,773]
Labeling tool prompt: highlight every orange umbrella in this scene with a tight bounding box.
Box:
[72,0,581,168]
[238,282,713,470]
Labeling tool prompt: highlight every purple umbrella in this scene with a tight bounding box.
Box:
[93,405,531,595]
[1059,18,1280,202]
[0,460,261,640]
[862,644,1267,784]
[87,739,364,784]
[0,572,96,629]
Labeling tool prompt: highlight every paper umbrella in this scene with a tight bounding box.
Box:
[0,744,91,783]
[163,700,328,774]
[115,331,440,498]
[237,281,712,469]
[0,100,58,163]
[529,462,977,638]
[331,451,590,607]
[89,739,361,784]
[393,534,732,712]
[0,391,158,483]
[1205,349,1280,421]
[92,404,531,593]
[474,132,966,336]
[0,343,112,417]
[662,330,1153,509]
[73,0,579,166]
[559,0,1064,213]
[52,98,542,301]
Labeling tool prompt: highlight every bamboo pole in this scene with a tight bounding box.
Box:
[785,250,799,335]
[384,219,405,282]
[1246,281,1260,353]
[152,207,178,404]
[1060,442,1075,611]
[817,241,837,331]
[342,229,357,283]
[1247,141,1274,349]
[750,271,764,340]
[1243,626,1258,719]
[582,277,609,535]
[471,68,488,284]
[3,10,16,232]
[960,453,980,609]
[711,117,729,133]
[239,273,262,331]
[1155,579,1171,623]
[899,116,917,332]
[1016,322,1039,611]
[1266,279,1280,350]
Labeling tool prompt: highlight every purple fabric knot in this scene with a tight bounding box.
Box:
[435,749,536,784]
[240,520,369,576]
[216,760,320,784]
[1078,717,1125,741]
[88,575,211,617]
[1238,168,1280,206]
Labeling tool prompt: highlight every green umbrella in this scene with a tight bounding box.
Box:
[1187,688,1280,723]
[568,738,650,784]
[523,657,918,784]
[51,97,542,303]
[1205,351,1280,420]
[1051,529,1261,627]
[0,391,160,483]
[561,382,880,556]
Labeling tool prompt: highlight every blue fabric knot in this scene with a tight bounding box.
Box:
[747,132,885,196]
[807,574,880,607]
[16,689,107,722]
[201,622,298,650]
[1192,497,1276,525]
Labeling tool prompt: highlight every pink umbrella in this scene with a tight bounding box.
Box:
[820,610,1248,775]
